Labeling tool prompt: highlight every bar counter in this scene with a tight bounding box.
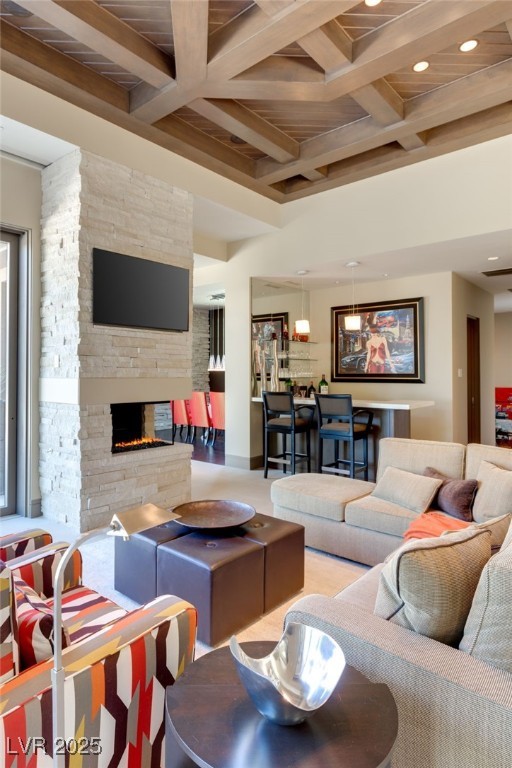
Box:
[251,396,435,480]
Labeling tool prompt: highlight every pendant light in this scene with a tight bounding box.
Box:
[214,297,222,370]
[208,297,215,371]
[345,262,361,331]
[295,270,310,335]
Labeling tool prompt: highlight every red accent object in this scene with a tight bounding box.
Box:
[403,511,470,541]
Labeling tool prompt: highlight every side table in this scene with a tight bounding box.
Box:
[165,641,397,768]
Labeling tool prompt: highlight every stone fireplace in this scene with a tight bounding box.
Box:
[111,402,173,452]
[39,150,193,532]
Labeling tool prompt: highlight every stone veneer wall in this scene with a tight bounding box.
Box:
[192,308,210,392]
[40,149,193,532]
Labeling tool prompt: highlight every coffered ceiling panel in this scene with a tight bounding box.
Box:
[1,0,511,202]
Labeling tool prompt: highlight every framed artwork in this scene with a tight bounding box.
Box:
[251,312,288,341]
[331,297,425,383]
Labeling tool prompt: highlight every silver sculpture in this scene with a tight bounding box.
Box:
[229,622,345,726]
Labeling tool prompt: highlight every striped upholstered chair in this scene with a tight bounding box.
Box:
[0,535,197,766]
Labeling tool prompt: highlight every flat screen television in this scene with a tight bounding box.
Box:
[92,248,190,332]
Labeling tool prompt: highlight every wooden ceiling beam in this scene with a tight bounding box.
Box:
[0,19,128,110]
[297,20,353,72]
[398,133,428,151]
[325,0,512,100]
[13,0,174,89]
[154,113,255,176]
[256,57,512,183]
[170,0,209,85]
[188,98,299,163]
[349,80,403,125]
[208,0,359,82]
[301,167,328,181]
[283,102,512,200]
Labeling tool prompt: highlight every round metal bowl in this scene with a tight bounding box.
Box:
[230,622,345,726]
[173,499,255,529]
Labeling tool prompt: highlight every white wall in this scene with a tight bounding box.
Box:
[0,155,42,504]
[495,313,512,386]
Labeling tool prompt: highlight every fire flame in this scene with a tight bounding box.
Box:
[113,437,170,451]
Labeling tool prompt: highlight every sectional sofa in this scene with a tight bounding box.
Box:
[279,438,512,768]
[271,438,512,565]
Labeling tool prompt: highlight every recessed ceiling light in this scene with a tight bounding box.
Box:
[364,0,383,6]
[382,273,389,278]
[487,256,500,261]
[413,61,430,73]
[459,39,478,52]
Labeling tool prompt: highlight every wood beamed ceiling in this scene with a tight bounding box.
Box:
[1,0,512,202]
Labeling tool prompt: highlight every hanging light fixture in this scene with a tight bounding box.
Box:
[214,296,222,370]
[345,261,361,331]
[208,297,215,371]
[295,270,310,335]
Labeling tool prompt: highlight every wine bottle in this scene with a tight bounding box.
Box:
[307,380,316,399]
[319,374,329,394]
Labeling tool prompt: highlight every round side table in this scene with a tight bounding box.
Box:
[165,641,397,768]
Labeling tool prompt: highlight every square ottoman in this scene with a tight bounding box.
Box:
[114,520,188,604]
[157,533,264,646]
[237,513,305,611]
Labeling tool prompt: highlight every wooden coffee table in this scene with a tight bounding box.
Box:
[165,641,398,768]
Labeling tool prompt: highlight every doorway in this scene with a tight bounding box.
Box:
[0,231,19,515]
[467,316,481,444]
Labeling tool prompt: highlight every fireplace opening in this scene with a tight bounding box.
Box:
[111,402,173,453]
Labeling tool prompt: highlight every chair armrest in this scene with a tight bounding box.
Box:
[1,595,197,762]
[352,408,374,426]
[8,541,82,597]
[0,528,52,561]
[286,596,512,768]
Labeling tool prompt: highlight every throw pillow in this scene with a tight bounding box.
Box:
[442,513,512,553]
[459,530,512,673]
[472,460,512,523]
[403,510,470,541]
[371,467,443,515]
[15,579,70,669]
[423,467,477,521]
[374,527,492,644]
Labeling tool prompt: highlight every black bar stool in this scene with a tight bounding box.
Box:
[262,391,314,478]
[315,394,373,479]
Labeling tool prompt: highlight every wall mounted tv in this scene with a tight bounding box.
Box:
[92,248,190,332]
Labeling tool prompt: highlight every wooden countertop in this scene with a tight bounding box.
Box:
[251,397,435,411]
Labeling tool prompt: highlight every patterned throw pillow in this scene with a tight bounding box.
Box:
[423,467,477,521]
[374,527,492,644]
[15,579,70,669]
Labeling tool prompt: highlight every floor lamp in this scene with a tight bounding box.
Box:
[51,502,181,768]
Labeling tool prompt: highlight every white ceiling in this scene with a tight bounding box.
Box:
[2,115,511,312]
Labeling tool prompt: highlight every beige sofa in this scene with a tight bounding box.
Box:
[282,438,512,767]
[271,438,512,565]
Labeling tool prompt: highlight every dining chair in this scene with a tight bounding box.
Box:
[189,391,213,443]
[209,391,225,447]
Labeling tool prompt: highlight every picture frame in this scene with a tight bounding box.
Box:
[331,297,425,383]
[251,312,288,341]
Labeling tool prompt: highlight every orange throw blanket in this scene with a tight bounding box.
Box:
[404,511,471,541]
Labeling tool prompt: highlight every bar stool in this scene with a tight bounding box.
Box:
[262,391,314,478]
[315,394,373,479]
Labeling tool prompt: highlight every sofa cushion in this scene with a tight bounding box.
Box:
[423,468,477,521]
[472,460,512,523]
[374,527,492,644]
[270,473,374,522]
[464,442,512,481]
[376,438,465,482]
[345,495,419,538]
[335,563,383,613]
[404,511,470,541]
[371,466,442,514]
[459,526,512,673]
